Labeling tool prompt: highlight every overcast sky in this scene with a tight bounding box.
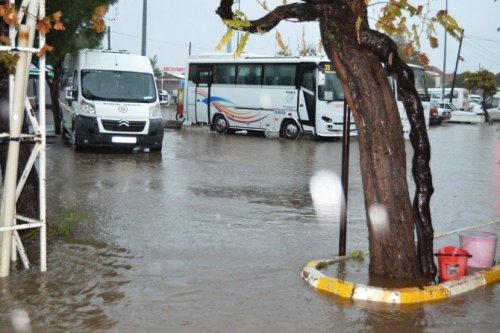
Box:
[103,0,500,74]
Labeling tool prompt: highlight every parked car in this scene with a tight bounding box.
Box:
[469,94,483,105]
[437,102,485,124]
[484,92,500,121]
[429,101,451,125]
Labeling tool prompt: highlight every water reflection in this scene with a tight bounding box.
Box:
[1,124,498,332]
[0,242,131,332]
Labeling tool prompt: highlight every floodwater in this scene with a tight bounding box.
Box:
[1,118,499,332]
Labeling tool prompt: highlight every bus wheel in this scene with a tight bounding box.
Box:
[214,115,229,135]
[282,121,299,140]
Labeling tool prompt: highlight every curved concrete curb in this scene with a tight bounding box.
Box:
[302,259,500,304]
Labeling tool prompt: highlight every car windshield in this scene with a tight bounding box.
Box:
[81,70,157,103]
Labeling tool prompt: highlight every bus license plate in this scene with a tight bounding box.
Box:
[112,136,136,144]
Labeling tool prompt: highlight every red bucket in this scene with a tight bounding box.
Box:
[434,246,471,281]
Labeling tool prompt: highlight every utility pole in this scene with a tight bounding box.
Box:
[107,26,111,50]
[449,29,464,105]
[441,0,448,97]
[141,0,147,56]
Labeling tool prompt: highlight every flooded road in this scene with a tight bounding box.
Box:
[1,121,499,332]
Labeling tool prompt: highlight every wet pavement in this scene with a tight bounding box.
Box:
[1,111,499,332]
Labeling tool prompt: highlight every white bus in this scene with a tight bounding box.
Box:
[184,54,357,139]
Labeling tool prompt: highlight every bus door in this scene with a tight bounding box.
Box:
[298,64,316,127]
[195,67,212,124]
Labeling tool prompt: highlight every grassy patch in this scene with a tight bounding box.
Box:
[24,208,89,239]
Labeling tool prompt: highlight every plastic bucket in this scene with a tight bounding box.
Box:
[434,246,471,281]
[459,231,498,268]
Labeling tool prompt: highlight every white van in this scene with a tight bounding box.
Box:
[428,88,470,111]
[59,49,164,151]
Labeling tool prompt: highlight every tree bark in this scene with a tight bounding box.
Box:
[48,61,63,135]
[216,0,435,279]
[318,15,421,278]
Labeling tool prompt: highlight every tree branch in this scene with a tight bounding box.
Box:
[216,1,317,34]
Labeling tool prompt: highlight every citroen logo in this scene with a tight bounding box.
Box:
[118,119,130,127]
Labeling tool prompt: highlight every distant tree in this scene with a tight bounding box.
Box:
[274,27,322,57]
[464,69,497,98]
[495,73,500,87]
[464,69,497,122]
[298,27,322,56]
[150,55,162,78]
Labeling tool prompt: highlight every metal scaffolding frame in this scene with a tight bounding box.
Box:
[0,0,46,277]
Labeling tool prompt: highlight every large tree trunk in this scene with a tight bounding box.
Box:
[320,22,421,278]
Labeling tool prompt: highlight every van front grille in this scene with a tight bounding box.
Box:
[101,119,146,132]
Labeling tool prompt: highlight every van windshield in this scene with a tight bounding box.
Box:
[81,70,157,103]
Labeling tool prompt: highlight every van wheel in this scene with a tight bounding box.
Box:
[214,115,229,135]
[282,121,300,140]
[71,129,82,152]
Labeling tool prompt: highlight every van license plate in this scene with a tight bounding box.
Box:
[112,136,136,144]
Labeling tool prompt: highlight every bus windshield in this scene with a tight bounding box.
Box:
[81,70,157,103]
[412,67,430,101]
[318,63,344,101]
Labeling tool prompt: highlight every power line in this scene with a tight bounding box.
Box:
[110,30,215,52]
[465,35,500,44]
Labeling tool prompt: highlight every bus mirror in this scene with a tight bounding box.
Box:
[318,72,326,86]
[65,86,75,101]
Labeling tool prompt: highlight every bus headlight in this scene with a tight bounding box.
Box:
[149,103,161,119]
[321,116,332,123]
[81,99,96,115]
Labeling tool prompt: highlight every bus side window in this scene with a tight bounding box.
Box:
[238,65,262,85]
[214,64,236,84]
[263,64,295,86]
[188,64,197,82]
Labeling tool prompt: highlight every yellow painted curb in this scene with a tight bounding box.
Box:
[302,259,500,304]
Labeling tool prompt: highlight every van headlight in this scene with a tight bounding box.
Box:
[149,103,161,119]
[81,99,96,115]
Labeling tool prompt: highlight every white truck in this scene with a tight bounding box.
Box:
[59,49,164,151]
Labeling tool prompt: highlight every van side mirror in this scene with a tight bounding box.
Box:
[65,86,75,101]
